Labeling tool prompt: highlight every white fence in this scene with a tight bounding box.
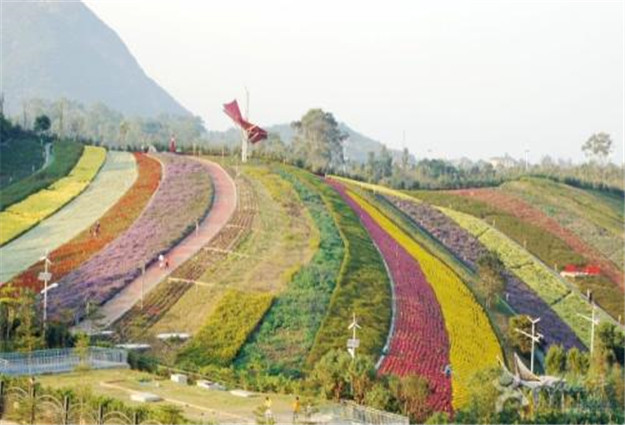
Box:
[335,400,409,425]
[0,347,128,376]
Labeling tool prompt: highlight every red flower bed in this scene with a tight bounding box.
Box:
[8,153,161,293]
[451,188,624,289]
[328,181,452,414]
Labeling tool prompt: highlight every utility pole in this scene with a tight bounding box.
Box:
[578,304,600,355]
[515,316,543,373]
[347,312,361,359]
[241,87,250,163]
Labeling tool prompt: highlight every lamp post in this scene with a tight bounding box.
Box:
[37,251,53,330]
[347,312,361,359]
[515,316,543,373]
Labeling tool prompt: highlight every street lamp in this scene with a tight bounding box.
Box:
[38,251,54,330]
[515,316,543,373]
[578,304,600,355]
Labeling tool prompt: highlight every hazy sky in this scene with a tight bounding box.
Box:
[84,0,623,162]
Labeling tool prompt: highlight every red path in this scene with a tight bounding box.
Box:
[328,181,452,414]
[77,158,236,330]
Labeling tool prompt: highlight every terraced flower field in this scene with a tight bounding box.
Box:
[5,153,159,291]
[139,163,317,363]
[501,178,624,267]
[0,151,141,284]
[333,180,503,410]
[327,181,452,413]
[236,171,344,377]
[48,154,213,320]
[450,187,624,289]
[441,206,613,347]
[386,195,584,350]
[0,146,106,245]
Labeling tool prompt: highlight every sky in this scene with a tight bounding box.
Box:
[83,0,624,162]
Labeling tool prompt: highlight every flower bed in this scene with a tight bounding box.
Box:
[48,154,213,320]
[236,171,344,377]
[450,188,624,289]
[341,184,502,410]
[7,153,160,292]
[441,206,612,347]
[386,196,584,351]
[298,171,391,369]
[177,289,273,368]
[0,146,105,245]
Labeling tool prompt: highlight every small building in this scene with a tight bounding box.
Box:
[170,373,188,385]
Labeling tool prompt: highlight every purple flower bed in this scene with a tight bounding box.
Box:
[50,154,213,320]
[386,196,585,351]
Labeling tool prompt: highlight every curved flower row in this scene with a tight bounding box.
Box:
[441,207,613,348]
[8,153,161,293]
[386,195,584,351]
[0,146,106,245]
[328,181,452,413]
[340,183,502,409]
[450,188,623,289]
[49,154,213,320]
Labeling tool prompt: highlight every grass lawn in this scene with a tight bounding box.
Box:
[37,368,318,424]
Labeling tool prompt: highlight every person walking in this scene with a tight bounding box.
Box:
[264,396,273,423]
[292,396,301,423]
[158,254,165,269]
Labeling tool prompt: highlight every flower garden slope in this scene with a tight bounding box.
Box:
[0,140,83,209]
[450,187,624,290]
[344,186,502,409]
[297,171,391,369]
[441,207,614,347]
[236,170,344,377]
[0,146,105,245]
[385,195,583,351]
[501,178,624,267]
[48,154,213,321]
[328,181,452,413]
[0,151,138,283]
[6,153,160,292]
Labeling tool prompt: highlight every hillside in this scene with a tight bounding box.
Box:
[1,1,190,117]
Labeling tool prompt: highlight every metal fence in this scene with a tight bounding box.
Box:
[335,400,409,425]
[0,347,128,376]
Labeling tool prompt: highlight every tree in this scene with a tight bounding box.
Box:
[401,147,411,170]
[566,347,589,376]
[347,355,376,403]
[508,315,533,355]
[582,133,613,164]
[364,382,392,410]
[545,344,566,375]
[291,109,346,173]
[33,114,51,134]
[309,349,351,401]
[14,290,43,353]
[477,252,505,307]
[389,375,432,423]
[596,322,625,366]
[73,332,91,372]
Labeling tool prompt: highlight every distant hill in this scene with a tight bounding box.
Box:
[207,122,412,164]
[1,1,190,117]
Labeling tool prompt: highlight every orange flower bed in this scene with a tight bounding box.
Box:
[450,188,624,290]
[9,153,162,292]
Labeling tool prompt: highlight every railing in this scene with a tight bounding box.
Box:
[335,400,409,425]
[0,347,128,376]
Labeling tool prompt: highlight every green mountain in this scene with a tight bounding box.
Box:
[1,1,190,117]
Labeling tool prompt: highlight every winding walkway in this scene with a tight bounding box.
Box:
[0,152,137,283]
[77,158,236,330]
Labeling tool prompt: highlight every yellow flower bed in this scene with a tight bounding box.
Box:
[329,175,417,201]
[348,190,502,409]
[0,146,105,245]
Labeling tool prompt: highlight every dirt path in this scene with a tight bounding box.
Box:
[76,159,236,330]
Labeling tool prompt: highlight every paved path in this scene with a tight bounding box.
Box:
[78,159,236,329]
[0,152,137,283]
